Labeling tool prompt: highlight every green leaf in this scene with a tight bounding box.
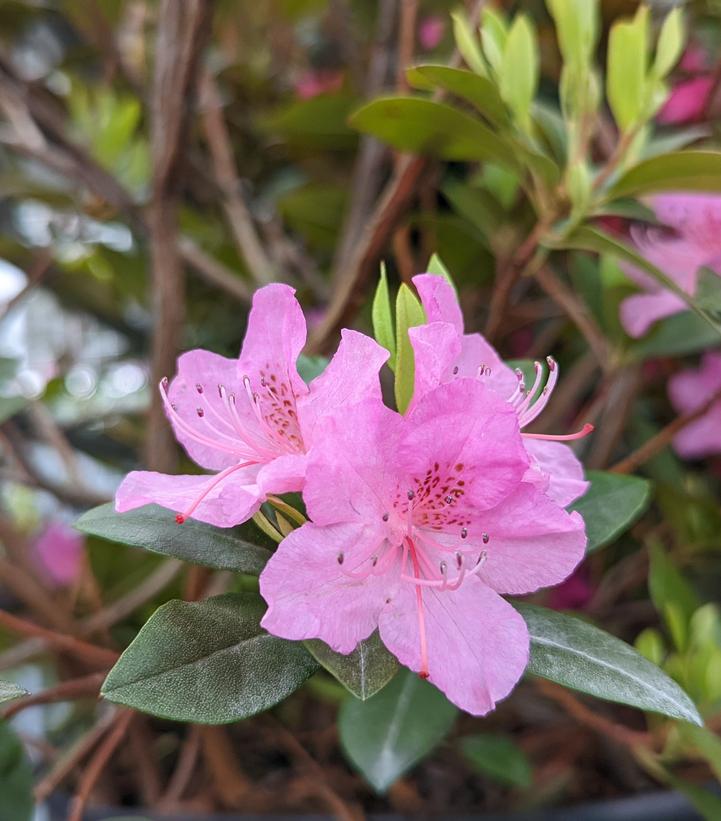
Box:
[264,94,358,150]
[678,723,721,782]
[517,603,703,725]
[76,503,273,574]
[649,544,698,650]
[499,15,539,131]
[394,283,426,414]
[546,0,599,66]
[460,734,531,787]
[558,226,721,340]
[630,311,721,360]
[372,263,396,366]
[667,775,721,821]
[569,470,652,553]
[0,682,26,704]
[606,8,649,132]
[607,151,721,199]
[102,593,318,723]
[305,632,399,700]
[634,627,666,666]
[695,267,721,315]
[451,11,487,76]
[296,354,330,383]
[406,65,508,127]
[653,8,685,79]
[426,253,458,293]
[349,97,519,170]
[0,721,33,821]
[480,7,508,75]
[338,669,458,792]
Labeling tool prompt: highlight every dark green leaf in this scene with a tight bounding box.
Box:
[305,632,399,700]
[459,734,532,788]
[101,593,318,723]
[607,151,721,199]
[517,603,703,725]
[0,682,26,704]
[0,721,33,821]
[349,97,519,170]
[695,267,721,314]
[76,503,273,574]
[630,311,721,359]
[569,470,652,552]
[406,65,508,126]
[339,669,458,792]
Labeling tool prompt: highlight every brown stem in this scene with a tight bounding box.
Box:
[611,384,721,474]
[68,709,134,821]
[160,726,202,807]
[396,0,418,92]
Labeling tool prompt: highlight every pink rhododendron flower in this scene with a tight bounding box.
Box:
[116,284,387,527]
[419,15,445,50]
[668,351,721,458]
[547,565,593,611]
[33,521,84,587]
[658,75,714,125]
[620,194,721,338]
[408,274,591,507]
[260,379,587,715]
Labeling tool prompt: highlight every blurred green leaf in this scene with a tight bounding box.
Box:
[517,604,703,724]
[0,721,32,821]
[652,8,685,79]
[569,471,652,553]
[629,312,721,360]
[349,97,519,170]
[460,734,531,787]
[76,503,274,573]
[499,15,538,132]
[102,593,318,723]
[338,669,458,793]
[678,723,721,782]
[607,151,721,199]
[480,7,508,75]
[667,775,721,821]
[394,283,426,414]
[695,267,721,315]
[265,95,358,150]
[406,65,507,126]
[546,0,599,67]
[606,7,649,131]
[635,627,666,666]
[296,355,330,383]
[277,183,347,251]
[451,11,487,76]
[305,632,399,701]
[372,263,396,366]
[649,544,699,651]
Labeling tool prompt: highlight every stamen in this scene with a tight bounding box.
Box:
[452,365,459,375]
[523,423,594,442]
[407,539,429,680]
[518,357,559,427]
[460,527,468,539]
[382,512,390,522]
[482,533,490,544]
[175,461,253,524]
[337,553,344,565]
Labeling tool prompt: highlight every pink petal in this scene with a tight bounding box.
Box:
[457,333,519,397]
[34,522,84,587]
[669,351,721,414]
[257,453,308,496]
[378,576,529,715]
[476,484,586,595]
[409,322,462,405]
[400,380,529,511]
[413,274,463,331]
[620,290,687,337]
[298,329,388,444]
[672,408,721,458]
[260,522,395,653]
[115,467,263,527]
[523,439,589,506]
[167,349,246,471]
[658,76,713,125]
[418,15,445,50]
[647,194,721,259]
[303,399,405,527]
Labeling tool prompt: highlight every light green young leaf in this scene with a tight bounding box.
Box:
[649,543,699,651]
[653,8,685,79]
[460,734,531,787]
[517,603,703,725]
[634,628,666,667]
[102,593,318,723]
[339,669,458,793]
[451,11,487,76]
[394,284,426,414]
[372,263,396,366]
[606,7,649,131]
[480,7,508,75]
[499,15,539,132]
[546,0,599,66]
[0,721,33,821]
[678,723,721,782]
[426,253,457,295]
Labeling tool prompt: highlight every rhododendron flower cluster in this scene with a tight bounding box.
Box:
[116,277,590,715]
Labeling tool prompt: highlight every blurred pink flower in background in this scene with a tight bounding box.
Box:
[658,45,713,125]
[418,15,445,51]
[33,521,84,587]
[547,565,594,611]
[620,194,721,337]
[294,69,344,99]
[668,351,721,458]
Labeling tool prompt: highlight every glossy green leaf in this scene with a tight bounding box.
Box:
[102,593,318,723]
[349,97,519,170]
[569,470,652,553]
[460,734,531,787]
[451,11,487,76]
[76,503,274,574]
[606,7,649,131]
[406,65,507,126]
[499,15,538,131]
[0,682,26,704]
[653,8,685,79]
[0,721,33,821]
[607,151,721,199]
[372,263,396,366]
[305,632,399,700]
[394,283,426,414]
[517,603,703,725]
[338,669,458,792]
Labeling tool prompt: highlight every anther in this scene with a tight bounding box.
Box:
[515,369,524,381]
[217,384,224,398]
[452,366,459,375]
[195,384,203,394]
[337,553,344,565]
[482,533,490,544]
[175,514,186,524]
[455,551,463,569]
[440,560,447,574]
[460,527,468,539]
[371,556,378,567]
[382,512,389,522]
[407,489,415,500]
[160,376,169,391]
[546,356,556,371]
[444,495,453,505]
[196,408,204,417]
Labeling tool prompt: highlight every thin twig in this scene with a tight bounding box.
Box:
[611,384,721,474]
[2,672,105,720]
[160,726,202,807]
[68,709,134,821]
[178,236,252,303]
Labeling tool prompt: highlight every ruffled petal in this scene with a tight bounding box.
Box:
[672,407,721,459]
[413,273,463,330]
[523,439,589,507]
[260,522,396,653]
[378,576,529,715]
[409,322,462,406]
[476,483,587,595]
[619,291,687,338]
[257,453,308,496]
